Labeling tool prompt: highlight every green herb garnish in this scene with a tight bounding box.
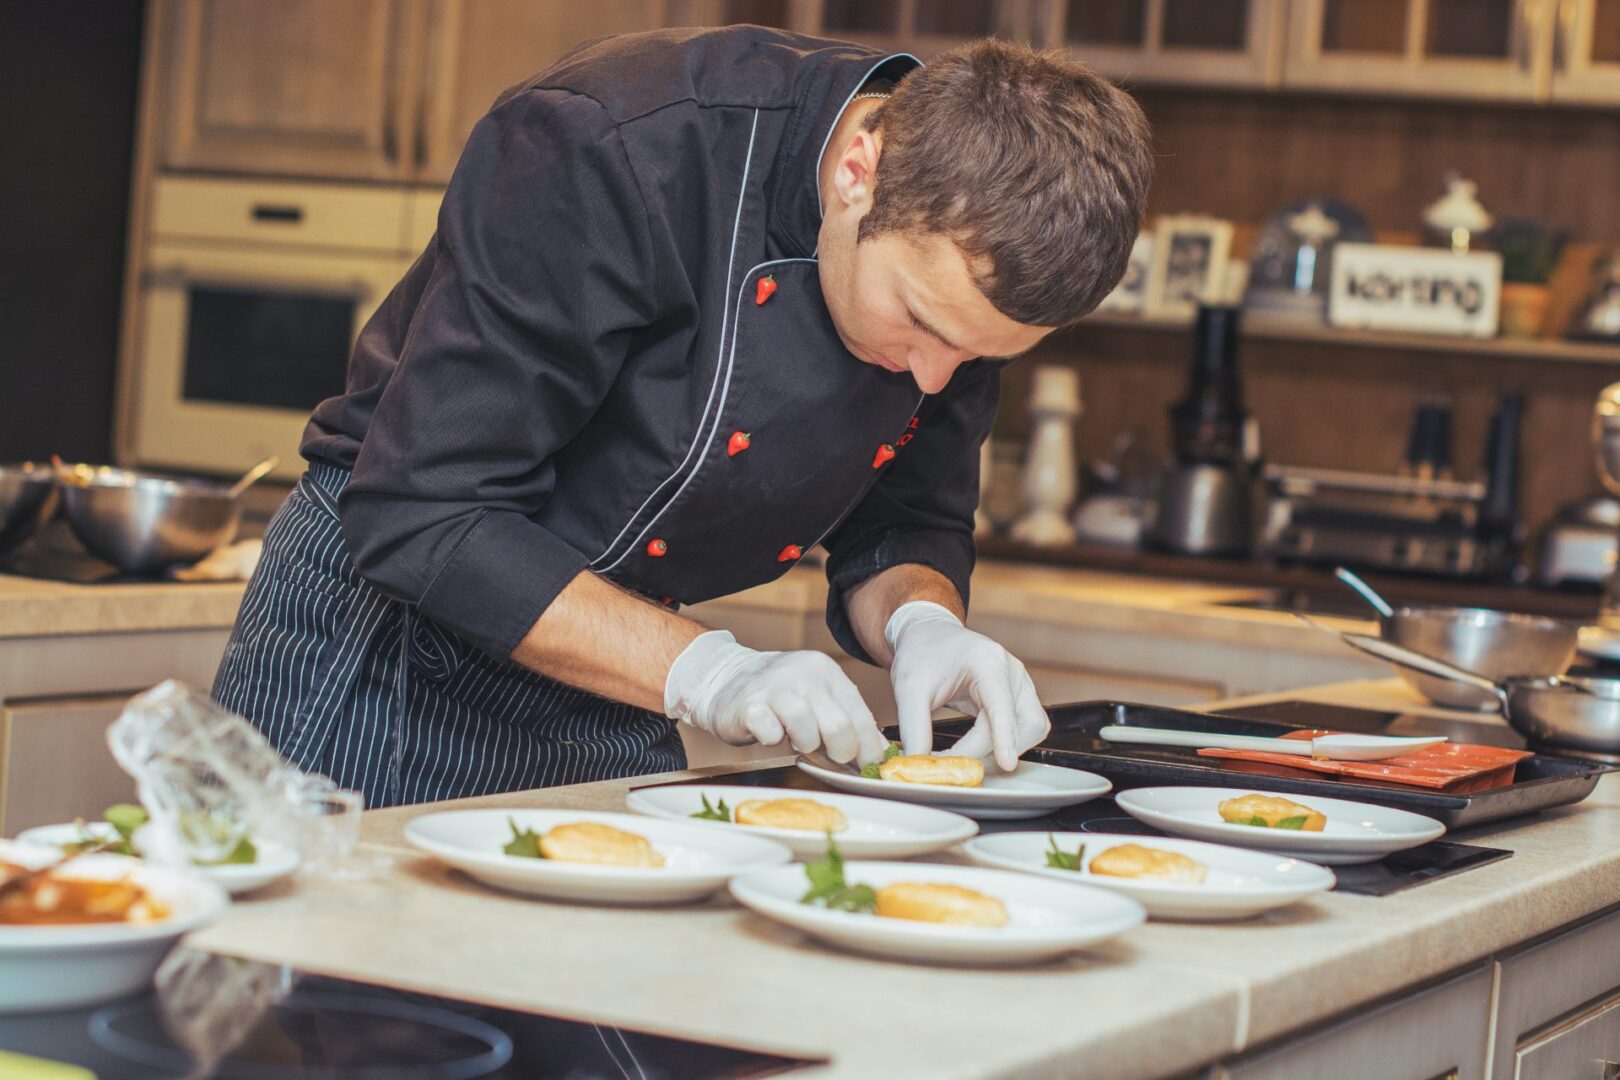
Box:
[1044,834,1085,871]
[691,795,732,822]
[197,836,258,865]
[859,741,905,779]
[800,836,877,913]
[503,817,544,858]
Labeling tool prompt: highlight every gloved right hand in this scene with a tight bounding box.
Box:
[664,630,888,765]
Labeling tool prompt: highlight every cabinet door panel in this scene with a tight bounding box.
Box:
[1550,0,1620,104]
[1492,906,1620,1079]
[1,699,137,835]
[160,0,417,180]
[1053,0,1284,89]
[415,0,661,183]
[1514,992,1620,1080]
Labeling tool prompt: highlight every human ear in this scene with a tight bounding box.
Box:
[831,128,882,212]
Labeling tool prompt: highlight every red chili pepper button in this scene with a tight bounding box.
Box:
[727,431,751,457]
[872,443,896,468]
[646,539,668,558]
[777,544,802,563]
[755,275,777,306]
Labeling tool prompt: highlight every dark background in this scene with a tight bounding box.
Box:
[0,0,145,463]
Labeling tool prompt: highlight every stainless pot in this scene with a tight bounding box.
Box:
[58,466,241,574]
[1337,630,1620,760]
[1378,606,1579,710]
[0,462,58,553]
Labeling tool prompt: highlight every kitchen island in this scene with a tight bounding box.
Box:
[183,679,1620,1079]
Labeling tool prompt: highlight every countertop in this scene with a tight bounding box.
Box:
[186,678,1620,1079]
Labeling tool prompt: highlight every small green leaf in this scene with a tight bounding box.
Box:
[799,836,877,913]
[1044,834,1084,871]
[503,817,544,858]
[860,741,904,779]
[690,795,731,822]
[198,836,258,865]
[1274,815,1309,831]
[104,803,149,841]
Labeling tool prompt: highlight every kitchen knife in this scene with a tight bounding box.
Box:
[1098,725,1446,761]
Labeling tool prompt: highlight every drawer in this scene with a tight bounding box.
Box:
[1514,991,1620,1080]
[151,175,409,251]
[1493,906,1620,1079]
[1,697,137,835]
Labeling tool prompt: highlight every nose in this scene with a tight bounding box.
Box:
[907,348,966,395]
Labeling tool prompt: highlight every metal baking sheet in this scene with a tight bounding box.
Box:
[931,700,1612,830]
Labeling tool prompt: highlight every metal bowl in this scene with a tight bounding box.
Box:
[1502,669,1620,760]
[0,462,59,554]
[1380,606,1579,711]
[59,466,241,574]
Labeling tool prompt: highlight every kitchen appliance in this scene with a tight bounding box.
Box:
[124,176,437,481]
[1243,198,1372,324]
[1568,249,1620,341]
[1262,394,1525,578]
[0,463,58,553]
[1149,304,1258,556]
[1535,493,1620,587]
[1072,430,1160,547]
[57,465,242,574]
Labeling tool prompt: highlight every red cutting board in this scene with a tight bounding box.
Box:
[1197,730,1531,792]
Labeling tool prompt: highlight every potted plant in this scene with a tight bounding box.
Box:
[1494,218,1567,338]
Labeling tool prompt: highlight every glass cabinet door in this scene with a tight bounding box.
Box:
[1047,0,1284,88]
[1285,0,1551,101]
[1549,0,1620,103]
[818,0,1030,54]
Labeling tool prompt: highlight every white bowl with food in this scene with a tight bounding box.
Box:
[625,784,978,859]
[17,821,300,896]
[403,809,792,905]
[963,831,1336,920]
[796,754,1110,820]
[0,840,229,1013]
[730,858,1145,965]
[1114,787,1446,866]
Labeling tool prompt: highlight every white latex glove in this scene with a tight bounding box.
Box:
[886,601,1050,771]
[664,630,888,765]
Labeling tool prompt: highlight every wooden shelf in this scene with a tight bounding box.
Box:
[1078,310,1620,366]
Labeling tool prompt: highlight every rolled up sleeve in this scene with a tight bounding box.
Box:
[338,88,659,661]
[821,361,1002,663]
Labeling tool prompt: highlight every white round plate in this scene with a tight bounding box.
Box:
[962,832,1336,920]
[1578,625,1620,661]
[0,840,229,1013]
[795,758,1111,820]
[729,860,1144,966]
[18,822,301,897]
[403,809,792,905]
[1114,787,1446,866]
[625,784,978,859]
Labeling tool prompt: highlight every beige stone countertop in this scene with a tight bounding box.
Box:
[187,679,1620,1079]
[0,572,247,639]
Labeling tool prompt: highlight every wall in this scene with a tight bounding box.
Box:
[0,2,145,464]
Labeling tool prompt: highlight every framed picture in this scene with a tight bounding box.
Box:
[1145,215,1234,318]
[1097,233,1154,313]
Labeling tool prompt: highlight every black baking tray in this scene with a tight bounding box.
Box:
[931,700,1612,830]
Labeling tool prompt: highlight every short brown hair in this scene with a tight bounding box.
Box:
[859,40,1153,328]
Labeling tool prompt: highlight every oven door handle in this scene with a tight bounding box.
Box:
[143,264,375,305]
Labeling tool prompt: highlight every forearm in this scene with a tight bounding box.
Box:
[842,563,965,667]
[509,570,706,712]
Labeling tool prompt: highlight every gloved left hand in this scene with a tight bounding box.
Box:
[885,601,1050,771]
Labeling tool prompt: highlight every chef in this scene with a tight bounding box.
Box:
[212,26,1153,808]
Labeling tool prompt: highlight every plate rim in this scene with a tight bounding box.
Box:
[624,784,981,846]
[1114,785,1447,849]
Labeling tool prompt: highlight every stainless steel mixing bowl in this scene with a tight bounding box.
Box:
[1379,606,1579,710]
[59,466,241,574]
[0,462,59,553]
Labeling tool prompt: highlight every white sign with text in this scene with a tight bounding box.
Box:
[1328,243,1502,338]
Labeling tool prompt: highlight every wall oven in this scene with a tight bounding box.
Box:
[123,176,440,480]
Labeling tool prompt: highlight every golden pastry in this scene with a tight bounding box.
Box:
[537,822,665,867]
[1218,793,1327,832]
[733,798,848,833]
[874,882,1008,927]
[878,754,985,787]
[1087,843,1208,884]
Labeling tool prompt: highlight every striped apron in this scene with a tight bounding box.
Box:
[212,462,686,809]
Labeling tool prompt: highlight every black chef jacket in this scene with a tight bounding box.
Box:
[302,25,1000,667]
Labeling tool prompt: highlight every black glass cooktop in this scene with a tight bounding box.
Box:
[0,949,817,1079]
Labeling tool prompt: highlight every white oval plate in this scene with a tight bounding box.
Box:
[625,784,978,859]
[1114,787,1446,865]
[18,822,301,897]
[0,840,229,1013]
[795,758,1111,820]
[963,832,1336,920]
[730,860,1144,966]
[403,809,792,905]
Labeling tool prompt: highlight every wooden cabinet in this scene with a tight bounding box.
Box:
[818,0,1033,56]
[159,0,425,181]
[1513,994,1620,1079]
[1491,905,1620,1079]
[1045,0,1286,88]
[1549,0,1620,103]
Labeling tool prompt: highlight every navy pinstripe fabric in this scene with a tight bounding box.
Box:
[212,463,685,808]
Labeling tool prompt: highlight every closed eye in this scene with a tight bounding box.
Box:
[907,309,959,351]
